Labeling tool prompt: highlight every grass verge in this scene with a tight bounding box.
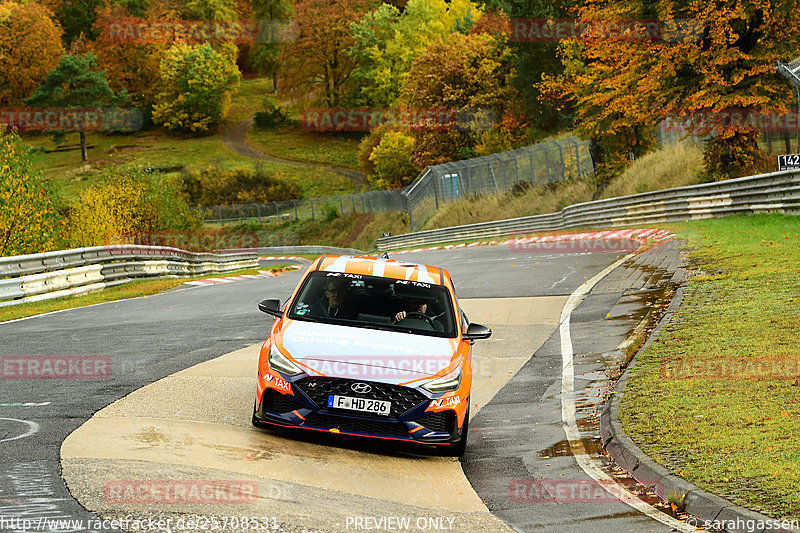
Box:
[0,266,290,323]
[419,142,705,231]
[247,124,363,170]
[620,214,800,519]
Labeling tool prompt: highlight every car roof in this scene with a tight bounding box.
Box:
[312,255,447,286]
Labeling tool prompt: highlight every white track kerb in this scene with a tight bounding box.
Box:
[559,253,699,533]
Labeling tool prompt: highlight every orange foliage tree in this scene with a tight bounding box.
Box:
[279,0,377,107]
[542,0,800,179]
[0,2,64,106]
[89,5,166,118]
[400,31,525,168]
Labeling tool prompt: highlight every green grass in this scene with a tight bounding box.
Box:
[20,78,353,202]
[247,123,364,169]
[620,214,800,519]
[0,266,291,323]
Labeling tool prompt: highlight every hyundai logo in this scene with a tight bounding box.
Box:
[351,383,372,394]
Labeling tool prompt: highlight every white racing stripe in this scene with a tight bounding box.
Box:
[559,254,698,533]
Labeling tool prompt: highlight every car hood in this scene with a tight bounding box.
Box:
[279,320,457,384]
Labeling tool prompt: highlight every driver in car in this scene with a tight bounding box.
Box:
[393,297,428,323]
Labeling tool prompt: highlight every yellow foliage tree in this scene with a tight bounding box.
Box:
[0,127,63,256]
[68,167,200,247]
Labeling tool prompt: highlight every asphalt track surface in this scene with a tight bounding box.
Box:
[0,245,686,533]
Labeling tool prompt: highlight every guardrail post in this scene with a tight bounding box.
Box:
[217,206,223,225]
[254,203,261,223]
[339,197,344,214]
[310,198,315,220]
[272,201,278,218]
[405,194,414,231]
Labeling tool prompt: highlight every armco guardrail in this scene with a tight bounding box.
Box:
[0,245,258,307]
[376,169,800,250]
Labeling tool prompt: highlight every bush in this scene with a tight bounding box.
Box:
[0,126,64,256]
[368,130,417,189]
[67,167,200,247]
[699,130,770,182]
[253,96,289,129]
[181,165,301,205]
[357,128,385,177]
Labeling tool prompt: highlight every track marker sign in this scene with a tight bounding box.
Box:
[778,154,800,171]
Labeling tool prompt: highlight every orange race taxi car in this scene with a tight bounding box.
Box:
[252,254,491,456]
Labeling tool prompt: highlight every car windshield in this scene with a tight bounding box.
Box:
[287,271,457,338]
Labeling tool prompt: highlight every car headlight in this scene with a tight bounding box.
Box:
[422,367,462,393]
[268,345,303,377]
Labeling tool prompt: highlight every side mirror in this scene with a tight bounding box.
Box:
[258,298,283,318]
[463,323,492,341]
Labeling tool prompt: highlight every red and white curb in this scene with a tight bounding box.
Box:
[389,229,674,254]
[259,256,308,261]
[184,268,300,287]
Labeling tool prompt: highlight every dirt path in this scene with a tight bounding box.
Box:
[224,116,369,193]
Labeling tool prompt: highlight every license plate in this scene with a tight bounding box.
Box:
[328,395,391,416]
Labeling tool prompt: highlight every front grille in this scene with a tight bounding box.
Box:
[415,411,455,434]
[303,413,410,437]
[295,378,428,417]
[262,389,300,413]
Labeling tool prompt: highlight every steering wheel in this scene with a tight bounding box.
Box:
[401,311,436,328]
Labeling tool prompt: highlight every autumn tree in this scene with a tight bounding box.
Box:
[0,126,63,256]
[25,53,124,163]
[152,43,241,133]
[544,0,800,179]
[40,0,109,46]
[248,0,292,90]
[0,2,64,106]
[349,0,483,106]
[504,0,576,132]
[90,5,165,119]
[280,0,377,107]
[401,31,524,168]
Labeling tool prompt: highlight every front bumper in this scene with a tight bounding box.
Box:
[253,377,464,445]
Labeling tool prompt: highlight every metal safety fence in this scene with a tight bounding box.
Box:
[199,137,594,231]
